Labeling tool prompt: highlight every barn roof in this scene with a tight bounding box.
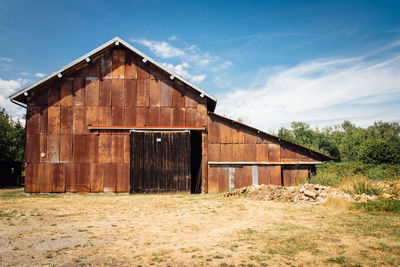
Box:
[8,37,218,108]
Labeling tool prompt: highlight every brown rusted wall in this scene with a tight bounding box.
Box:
[25,46,208,193]
[207,113,322,192]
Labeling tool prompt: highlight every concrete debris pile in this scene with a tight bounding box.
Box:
[371,181,400,200]
[224,184,354,204]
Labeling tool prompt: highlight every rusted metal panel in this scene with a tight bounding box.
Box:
[98,134,112,163]
[242,166,253,187]
[172,108,185,126]
[207,166,219,193]
[125,51,137,79]
[196,104,207,127]
[39,134,47,163]
[123,134,130,164]
[73,77,86,106]
[244,130,257,144]
[256,143,269,162]
[137,79,150,107]
[160,107,172,126]
[136,107,148,127]
[35,89,48,106]
[90,164,103,192]
[233,144,245,162]
[218,167,229,192]
[47,105,60,134]
[24,163,34,192]
[112,78,125,106]
[60,106,72,134]
[232,127,244,144]
[258,166,271,185]
[125,79,137,107]
[208,143,221,161]
[65,163,77,192]
[100,51,113,79]
[99,79,112,106]
[185,107,197,127]
[60,79,73,106]
[160,80,173,107]
[39,106,48,134]
[207,117,220,143]
[136,59,150,80]
[219,123,233,144]
[185,90,198,108]
[150,79,161,106]
[46,135,59,163]
[112,50,125,78]
[52,164,65,192]
[220,144,233,162]
[124,106,136,126]
[243,144,256,162]
[85,77,99,106]
[48,86,60,106]
[26,106,40,134]
[148,107,160,126]
[98,107,111,125]
[77,163,90,192]
[72,106,86,134]
[270,165,282,185]
[38,163,52,193]
[233,166,244,189]
[111,134,124,163]
[116,163,130,192]
[60,135,73,163]
[103,163,117,192]
[86,106,98,127]
[112,106,125,126]
[73,134,88,163]
[268,143,281,162]
[172,86,185,108]
[87,134,99,163]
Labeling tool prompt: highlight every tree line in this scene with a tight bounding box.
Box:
[0,107,25,162]
[278,121,400,164]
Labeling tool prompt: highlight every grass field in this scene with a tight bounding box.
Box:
[0,188,399,266]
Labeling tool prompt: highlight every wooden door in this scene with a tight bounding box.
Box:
[130,131,191,193]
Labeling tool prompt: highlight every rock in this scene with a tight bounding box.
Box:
[304,190,317,199]
[382,193,392,199]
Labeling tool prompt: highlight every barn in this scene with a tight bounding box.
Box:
[9,37,333,194]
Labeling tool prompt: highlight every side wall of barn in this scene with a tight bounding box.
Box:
[24,46,208,193]
[206,114,323,192]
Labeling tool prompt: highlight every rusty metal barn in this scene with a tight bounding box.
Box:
[9,37,333,193]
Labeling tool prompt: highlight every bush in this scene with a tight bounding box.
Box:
[358,139,400,164]
[354,198,400,213]
[352,180,381,195]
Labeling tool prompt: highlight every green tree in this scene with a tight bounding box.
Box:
[0,107,25,162]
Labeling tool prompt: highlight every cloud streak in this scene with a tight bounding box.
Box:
[216,41,400,131]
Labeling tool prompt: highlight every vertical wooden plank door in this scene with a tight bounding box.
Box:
[130,131,191,193]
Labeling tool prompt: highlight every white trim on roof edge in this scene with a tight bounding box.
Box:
[9,37,218,103]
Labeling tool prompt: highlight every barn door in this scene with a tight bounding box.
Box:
[130,131,191,193]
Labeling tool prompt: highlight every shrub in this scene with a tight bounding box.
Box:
[352,180,381,196]
[354,198,400,213]
[358,139,400,164]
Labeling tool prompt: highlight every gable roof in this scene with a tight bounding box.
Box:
[9,37,218,108]
[208,112,335,161]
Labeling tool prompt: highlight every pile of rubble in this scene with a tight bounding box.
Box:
[224,184,354,204]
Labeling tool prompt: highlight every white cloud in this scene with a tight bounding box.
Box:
[0,77,30,121]
[162,62,206,83]
[216,42,400,131]
[168,35,178,41]
[0,57,13,62]
[35,73,46,78]
[20,72,29,76]
[130,37,232,75]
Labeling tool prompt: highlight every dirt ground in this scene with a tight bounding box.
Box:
[0,188,399,266]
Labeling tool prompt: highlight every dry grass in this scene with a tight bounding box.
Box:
[322,196,353,212]
[1,188,400,266]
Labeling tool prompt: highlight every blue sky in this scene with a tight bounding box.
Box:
[1,0,400,132]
